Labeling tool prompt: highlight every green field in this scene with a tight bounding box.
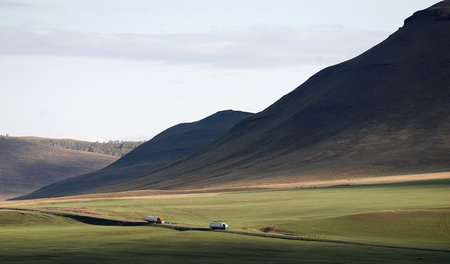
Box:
[1,180,449,263]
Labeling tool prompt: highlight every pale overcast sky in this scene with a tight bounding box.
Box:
[0,0,439,141]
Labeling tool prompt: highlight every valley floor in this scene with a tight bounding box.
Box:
[1,177,449,263]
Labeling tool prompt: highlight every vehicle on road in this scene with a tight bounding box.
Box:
[145,216,164,224]
[210,222,228,230]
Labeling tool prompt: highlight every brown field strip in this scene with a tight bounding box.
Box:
[1,171,449,206]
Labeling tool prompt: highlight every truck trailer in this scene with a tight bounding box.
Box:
[145,216,164,224]
[209,222,228,230]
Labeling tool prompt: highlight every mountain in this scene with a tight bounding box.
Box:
[0,137,117,200]
[17,110,252,199]
[16,2,450,199]
[90,1,449,191]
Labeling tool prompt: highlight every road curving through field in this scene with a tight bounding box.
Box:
[2,207,449,253]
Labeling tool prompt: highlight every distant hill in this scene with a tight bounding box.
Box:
[0,137,117,200]
[17,110,252,199]
[85,1,450,192]
[1,136,144,157]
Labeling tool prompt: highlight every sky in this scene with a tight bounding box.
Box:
[0,0,439,141]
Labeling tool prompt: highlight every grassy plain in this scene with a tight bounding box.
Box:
[24,180,450,247]
[1,180,449,263]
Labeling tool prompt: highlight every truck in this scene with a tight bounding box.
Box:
[145,216,164,224]
[209,222,228,230]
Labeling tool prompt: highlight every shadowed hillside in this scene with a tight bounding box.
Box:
[0,138,117,200]
[92,1,450,191]
[17,110,252,199]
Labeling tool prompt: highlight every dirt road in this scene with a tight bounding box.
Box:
[2,207,449,253]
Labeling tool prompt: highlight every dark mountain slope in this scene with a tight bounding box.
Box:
[17,110,252,199]
[0,138,117,200]
[98,1,450,191]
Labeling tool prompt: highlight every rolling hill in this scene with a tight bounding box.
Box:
[91,1,450,191]
[9,136,144,157]
[17,110,252,199]
[0,137,117,200]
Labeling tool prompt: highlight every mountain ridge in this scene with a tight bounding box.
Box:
[15,1,450,199]
[16,110,252,199]
[95,1,450,191]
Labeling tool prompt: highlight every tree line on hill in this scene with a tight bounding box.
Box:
[0,135,145,157]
